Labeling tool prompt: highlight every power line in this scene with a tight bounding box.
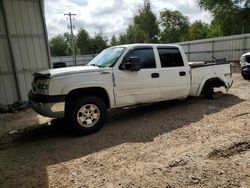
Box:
[64,12,77,65]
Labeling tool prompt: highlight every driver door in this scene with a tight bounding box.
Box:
[113,46,160,107]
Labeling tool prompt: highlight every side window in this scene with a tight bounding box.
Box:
[157,48,184,67]
[126,48,156,69]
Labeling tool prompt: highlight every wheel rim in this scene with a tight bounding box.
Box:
[77,104,100,128]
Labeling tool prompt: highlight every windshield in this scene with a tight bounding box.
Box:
[88,47,126,67]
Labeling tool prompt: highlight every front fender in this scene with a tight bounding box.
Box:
[62,81,115,108]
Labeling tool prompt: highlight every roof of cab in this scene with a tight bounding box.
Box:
[112,43,181,48]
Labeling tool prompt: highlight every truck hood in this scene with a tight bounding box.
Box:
[242,52,250,57]
[37,66,110,77]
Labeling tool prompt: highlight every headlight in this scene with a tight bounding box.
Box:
[240,56,246,67]
[240,56,246,63]
[37,78,50,95]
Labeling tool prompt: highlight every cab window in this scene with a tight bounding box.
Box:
[157,47,184,67]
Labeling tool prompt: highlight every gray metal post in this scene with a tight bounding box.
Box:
[211,40,215,60]
[243,36,246,53]
[39,0,52,69]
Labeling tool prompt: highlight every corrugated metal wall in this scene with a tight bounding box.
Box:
[177,34,250,62]
[0,1,19,105]
[0,0,50,105]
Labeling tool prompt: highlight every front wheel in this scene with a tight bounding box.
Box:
[241,71,249,80]
[66,96,107,135]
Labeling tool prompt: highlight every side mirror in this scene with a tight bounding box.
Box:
[119,57,141,71]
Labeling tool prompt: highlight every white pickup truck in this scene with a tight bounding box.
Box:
[240,52,250,79]
[29,44,233,135]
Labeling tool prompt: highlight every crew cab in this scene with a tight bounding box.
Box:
[240,52,250,79]
[29,44,233,135]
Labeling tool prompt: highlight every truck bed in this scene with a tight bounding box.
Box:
[189,62,232,97]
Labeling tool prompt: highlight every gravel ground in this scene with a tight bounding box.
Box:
[0,73,249,188]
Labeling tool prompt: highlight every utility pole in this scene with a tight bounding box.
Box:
[64,12,77,65]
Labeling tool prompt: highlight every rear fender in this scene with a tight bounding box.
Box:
[196,76,227,96]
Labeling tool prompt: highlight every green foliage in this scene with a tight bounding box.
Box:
[125,25,145,43]
[76,28,92,55]
[110,35,118,46]
[208,20,224,37]
[90,35,108,54]
[50,1,249,56]
[187,21,210,40]
[133,3,159,43]
[198,0,250,35]
[122,1,159,44]
[76,29,108,54]
[63,32,79,55]
[49,34,72,57]
[159,9,190,43]
[118,33,127,44]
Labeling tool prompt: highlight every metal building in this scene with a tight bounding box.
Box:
[177,34,250,62]
[0,0,50,105]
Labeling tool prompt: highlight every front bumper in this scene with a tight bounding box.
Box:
[28,91,65,118]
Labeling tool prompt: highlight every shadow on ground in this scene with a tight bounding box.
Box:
[0,94,244,187]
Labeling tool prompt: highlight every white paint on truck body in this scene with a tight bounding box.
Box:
[29,44,233,118]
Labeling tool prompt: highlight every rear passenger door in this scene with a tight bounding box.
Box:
[157,47,190,100]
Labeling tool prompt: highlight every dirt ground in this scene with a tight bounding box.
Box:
[0,73,249,188]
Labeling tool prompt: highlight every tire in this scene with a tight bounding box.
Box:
[66,96,107,135]
[241,72,249,80]
[203,84,214,99]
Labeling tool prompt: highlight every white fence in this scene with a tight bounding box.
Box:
[176,33,250,62]
[52,34,250,67]
[51,54,97,66]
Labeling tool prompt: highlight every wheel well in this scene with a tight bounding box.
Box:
[202,78,226,92]
[65,87,110,108]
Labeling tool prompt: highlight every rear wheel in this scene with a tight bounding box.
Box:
[66,96,107,135]
[202,84,215,99]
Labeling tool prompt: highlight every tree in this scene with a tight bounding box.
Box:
[63,32,79,55]
[76,28,92,55]
[110,35,118,46]
[208,20,223,38]
[90,34,108,54]
[159,9,190,43]
[133,0,159,42]
[125,24,145,43]
[123,0,159,44]
[49,34,71,57]
[198,0,250,35]
[187,21,210,40]
[118,33,127,44]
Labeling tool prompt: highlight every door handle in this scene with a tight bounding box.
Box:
[179,71,186,76]
[151,73,159,78]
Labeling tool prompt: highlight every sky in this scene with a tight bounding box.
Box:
[44,0,212,39]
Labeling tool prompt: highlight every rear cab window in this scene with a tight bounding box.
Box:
[157,47,184,68]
